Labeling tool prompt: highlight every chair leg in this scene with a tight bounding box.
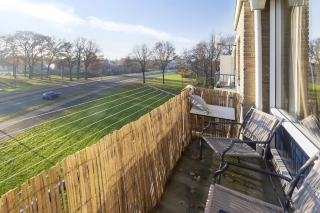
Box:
[217,154,225,184]
[199,137,203,160]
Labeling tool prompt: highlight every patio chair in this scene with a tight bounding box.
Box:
[200,107,283,173]
[300,114,320,139]
[205,150,320,213]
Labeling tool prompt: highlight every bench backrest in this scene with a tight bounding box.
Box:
[300,114,320,139]
[239,107,281,142]
[289,151,320,212]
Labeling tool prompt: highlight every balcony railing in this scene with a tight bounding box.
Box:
[214,73,236,89]
[0,88,242,213]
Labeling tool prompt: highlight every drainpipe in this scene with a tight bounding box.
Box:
[249,0,266,111]
[254,10,263,111]
[250,0,266,155]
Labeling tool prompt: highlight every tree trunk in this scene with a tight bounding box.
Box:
[41,56,43,80]
[29,66,33,79]
[142,69,145,83]
[203,73,207,87]
[46,66,50,78]
[77,61,80,79]
[69,68,73,81]
[24,58,27,77]
[210,61,213,86]
[162,70,165,84]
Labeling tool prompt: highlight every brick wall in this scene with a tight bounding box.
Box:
[235,0,270,114]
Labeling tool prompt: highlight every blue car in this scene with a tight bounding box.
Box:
[42,91,61,100]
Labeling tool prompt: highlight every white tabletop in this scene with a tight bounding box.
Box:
[190,104,235,120]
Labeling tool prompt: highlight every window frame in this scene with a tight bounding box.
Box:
[270,0,319,156]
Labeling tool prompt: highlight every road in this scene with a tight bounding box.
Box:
[0,71,173,117]
[0,70,175,142]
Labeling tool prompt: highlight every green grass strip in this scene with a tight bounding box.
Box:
[0,84,172,194]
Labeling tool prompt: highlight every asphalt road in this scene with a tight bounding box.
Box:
[0,71,174,117]
[0,70,174,143]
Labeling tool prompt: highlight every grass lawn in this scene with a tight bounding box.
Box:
[0,74,91,94]
[145,72,194,94]
[0,73,194,195]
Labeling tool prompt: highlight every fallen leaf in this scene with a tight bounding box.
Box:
[191,155,197,159]
[200,158,206,163]
[258,186,263,192]
[243,183,248,187]
[190,203,198,209]
[209,168,215,172]
[202,183,208,186]
[191,186,198,190]
[179,168,183,172]
[225,174,233,182]
[180,200,186,204]
[189,190,194,195]
[194,176,201,181]
[189,171,195,176]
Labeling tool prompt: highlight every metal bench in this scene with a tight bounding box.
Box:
[200,107,283,175]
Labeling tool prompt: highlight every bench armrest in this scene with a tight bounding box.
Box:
[213,160,293,184]
[218,139,271,156]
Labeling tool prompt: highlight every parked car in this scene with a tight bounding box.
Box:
[42,91,60,100]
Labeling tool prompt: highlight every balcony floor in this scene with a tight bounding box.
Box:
[155,139,286,213]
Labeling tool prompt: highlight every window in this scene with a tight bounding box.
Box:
[277,0,320,145]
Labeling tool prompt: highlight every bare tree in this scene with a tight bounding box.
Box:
[132,44,152,83]
[176,56,189,86]
[184,41,213,87]
[220,34,235,55]
[63,42,77,81]
[0,36,6,66]
[83,40,102,79]
[100,58,109,77]
[45,37,66,78]
[15,31,31,77]
[152,41,177,84]
[182,48,200,79]
[74,37,86,79]
[37,35,51,79]
[15,31,47,79]
[0,34,21,78]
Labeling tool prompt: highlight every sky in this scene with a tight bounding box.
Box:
[0,0,236,60]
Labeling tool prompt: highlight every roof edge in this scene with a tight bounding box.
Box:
[234,0,245,30]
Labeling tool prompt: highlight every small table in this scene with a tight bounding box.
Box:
[190,104,235,120]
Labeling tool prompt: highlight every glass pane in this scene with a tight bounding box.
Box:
[279,0,320,142]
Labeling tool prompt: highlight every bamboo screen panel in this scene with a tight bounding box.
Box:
[0,90,192,213]
[190,89,243,138]
[0,89,242,213]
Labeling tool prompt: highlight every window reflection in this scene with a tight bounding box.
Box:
[279,0,320,142]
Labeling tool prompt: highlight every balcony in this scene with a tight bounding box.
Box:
[0,88,287,213]
[214,73,236,89]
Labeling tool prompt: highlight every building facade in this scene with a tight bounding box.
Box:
[233,0,319,181]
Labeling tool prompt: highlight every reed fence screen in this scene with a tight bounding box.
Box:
[0,88,242,213]
[191,89,243,139]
